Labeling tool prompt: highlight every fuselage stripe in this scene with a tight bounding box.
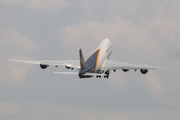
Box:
[95,49,101,72]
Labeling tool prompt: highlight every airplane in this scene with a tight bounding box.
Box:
[8,38,166,79]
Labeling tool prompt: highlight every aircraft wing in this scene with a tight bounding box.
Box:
[102,60,167,71]
[8,59,80,69]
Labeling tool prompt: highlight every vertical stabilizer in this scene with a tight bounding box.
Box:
[79,49,86,71]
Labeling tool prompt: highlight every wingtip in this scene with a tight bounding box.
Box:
[7,59,17,61]
[7,59,15,61]
[157,67,169,69]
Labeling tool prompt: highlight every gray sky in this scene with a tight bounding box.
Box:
[0,0,180,120]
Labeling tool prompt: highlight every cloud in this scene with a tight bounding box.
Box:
[145,73,166,98]
[122,108,180,120]
[2,29,41,52]
[109,72,126,90]
[1,0,180,119]
[58,15,180,98]
[18,102,131,120]
[5,101,179,120]
[0,101,23,115]
[0,28,42,83]
[5,55,34,83]
[0,0,72,13]
[59,11,180,62]
[58,18,164,58]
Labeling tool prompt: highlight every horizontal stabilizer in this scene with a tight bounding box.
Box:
[84,73,104,76]
[54,72,79,75]
[54,72,104,76]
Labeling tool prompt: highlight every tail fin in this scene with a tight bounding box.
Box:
[79,49,86,71]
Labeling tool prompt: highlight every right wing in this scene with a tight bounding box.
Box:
[8,59,80,69]
[102,60,167,71]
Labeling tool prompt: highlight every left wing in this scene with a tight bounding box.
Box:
[102,60,167,71]
[8,59,80,69]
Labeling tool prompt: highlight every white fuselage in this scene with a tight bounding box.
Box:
[94,38,113,72]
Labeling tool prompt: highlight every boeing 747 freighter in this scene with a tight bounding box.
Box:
[8,38,166,78]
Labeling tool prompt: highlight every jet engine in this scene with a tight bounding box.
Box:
[40,64,49,69]
[140,69,148,74]
[65,66,74,70]
[122,69,129,72]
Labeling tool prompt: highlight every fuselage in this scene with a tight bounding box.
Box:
[95,38,113,72]
[84,38,112,74]
[78,38,113,78]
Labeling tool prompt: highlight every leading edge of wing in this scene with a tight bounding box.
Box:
[8,59,80,68]
[102,60,167,70]
[8,59,42,64]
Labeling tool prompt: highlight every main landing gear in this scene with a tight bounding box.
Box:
[96,75,101,78]
[96,70,110,79]
[104,70,110,79]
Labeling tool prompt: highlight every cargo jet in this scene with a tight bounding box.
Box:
[8,38,166,78]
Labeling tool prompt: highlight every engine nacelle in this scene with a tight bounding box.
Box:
[140,69,148,74]
[40,64,49,69]
[65,66,74,70]
[122,69,129,72]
